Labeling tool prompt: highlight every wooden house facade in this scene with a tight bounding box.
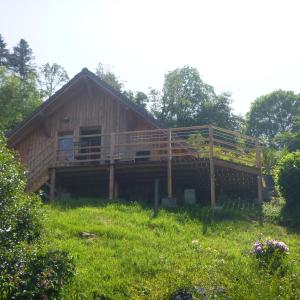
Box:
[7,68,263,206]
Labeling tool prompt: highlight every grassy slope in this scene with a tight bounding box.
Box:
[43,199,300,299]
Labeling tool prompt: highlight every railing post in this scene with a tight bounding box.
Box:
[209,125,216,207]
[167,128,173,198]
[109,133,115,200]
[256,140,263,204]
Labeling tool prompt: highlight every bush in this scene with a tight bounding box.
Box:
[0,248,75,299]
[275,151,300,206]
[0,132,75,298]
[252,238,289,273]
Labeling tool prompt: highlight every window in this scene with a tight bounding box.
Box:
[58,131,74,161]
[79,127,101,160]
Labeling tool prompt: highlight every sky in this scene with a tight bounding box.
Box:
[1,0,300,115]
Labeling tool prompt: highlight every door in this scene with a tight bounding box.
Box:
[58,132,74,161]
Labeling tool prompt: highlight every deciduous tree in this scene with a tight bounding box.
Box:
[246,90,300,142]
[39,63,69,98]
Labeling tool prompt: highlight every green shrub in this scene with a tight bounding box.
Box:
[0,132,75,298]
[0,132,42,248]
[275,151,300,206]
[0,248,75,299]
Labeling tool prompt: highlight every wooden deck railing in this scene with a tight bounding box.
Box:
[55,125,260,169]
[24,124,262,203]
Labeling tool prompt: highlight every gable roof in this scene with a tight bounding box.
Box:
[7,68,165,141]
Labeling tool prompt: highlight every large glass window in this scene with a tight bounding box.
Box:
[58,131,74,161]
[79,127,101,160]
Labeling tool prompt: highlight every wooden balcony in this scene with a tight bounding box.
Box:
[25,125,263,206]
[55,125,260,169]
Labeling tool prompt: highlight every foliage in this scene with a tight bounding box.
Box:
[96,62,124,92]
[39,62,69,98]
[196,92,242,130]
[252,238,289,273]
[246,90,300,142]
[8,38,35,79]
[275,151,300,206]
[158,65,213,127]
[43,198,300,299]
[0,132,42,248]
[0,133,75,298]
[187,133,256,167]
[0,34,9,67]
[0,248,75,299]
[274,131,300,152]
[262,147,288,176]
[124,90,149,108]
[150,66,241,129]
[0,66,42,130]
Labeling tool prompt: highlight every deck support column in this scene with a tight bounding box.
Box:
[109,164,114,200]
[154,178,159,217]
[167,128,173,198]
[109,132,115,200]
[49,168,56,201]
[256,141,263,204]
[209,125,216,207]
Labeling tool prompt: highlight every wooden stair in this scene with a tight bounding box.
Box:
[25,140,55,193]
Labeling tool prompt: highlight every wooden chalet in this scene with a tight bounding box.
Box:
[7,68,263,206]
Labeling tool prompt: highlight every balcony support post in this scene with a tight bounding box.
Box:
[167,128,172,198]
[256,140,263,204]
[109,133,115,200]
[209,125,216,207]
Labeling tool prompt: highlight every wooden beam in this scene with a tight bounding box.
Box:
[49,168,56,201]
[154,178,159,217]
[109,132,115,200]
[256,141,263,203]
[167,128,172,198]
[109,164,114,200]
[209,125,216,207]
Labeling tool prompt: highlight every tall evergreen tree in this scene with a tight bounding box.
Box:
[0,34,9,67]
[9,39,35,79]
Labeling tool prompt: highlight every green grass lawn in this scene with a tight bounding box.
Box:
[42,199,300,299]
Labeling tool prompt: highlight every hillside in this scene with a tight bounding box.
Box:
[42,199,300,299]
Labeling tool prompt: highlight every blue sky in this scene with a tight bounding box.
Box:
[1,0,300,115]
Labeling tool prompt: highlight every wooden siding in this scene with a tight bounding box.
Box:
[14,81,156,171]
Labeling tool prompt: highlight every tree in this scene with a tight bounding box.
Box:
[159,66,215,127]
[196,92,241,130]
[8,39,35,79]
[133,91,148,108]
[152,65,238,129]
[0,34,9,67]
[246,90,300,142]
[0,67,41,131]
[39,63,69,98]
[148,88,162,118]
[95,62,123,92]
